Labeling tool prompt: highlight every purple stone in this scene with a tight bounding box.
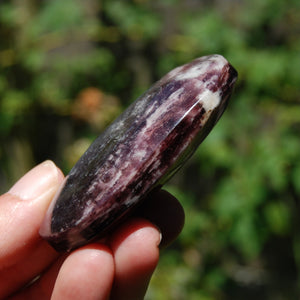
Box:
[39,54,238,252]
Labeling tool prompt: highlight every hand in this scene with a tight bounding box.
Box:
[0,161,184,299]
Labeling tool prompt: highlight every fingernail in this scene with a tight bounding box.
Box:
[158,230,162,246]
[8,160,63,201]
[151,225,162,246]
[147,223,162,247]
[140,225,162,248]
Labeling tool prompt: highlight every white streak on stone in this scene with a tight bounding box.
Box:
[198,89,221,112]
[75,200,94,225]
[169,54,227,81]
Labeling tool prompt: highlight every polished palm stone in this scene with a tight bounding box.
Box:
[39,54,238,252]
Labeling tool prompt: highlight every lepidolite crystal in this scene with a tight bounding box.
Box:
[40,54,238,252]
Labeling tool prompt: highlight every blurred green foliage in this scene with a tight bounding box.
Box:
[0,0,300,299]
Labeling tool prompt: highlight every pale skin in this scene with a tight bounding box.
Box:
[0,160,184,300]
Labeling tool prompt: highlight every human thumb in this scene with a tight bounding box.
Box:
[0,160,64,264]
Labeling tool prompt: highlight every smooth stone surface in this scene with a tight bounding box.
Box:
[40,54,238,252]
